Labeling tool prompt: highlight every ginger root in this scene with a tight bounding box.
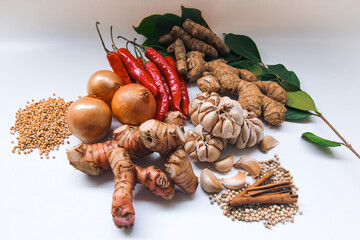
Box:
[173,38,187,75]
[171,26,218,58]
[164,147,199,194]
[183,18,230,56]
[196,59,287,126]
[108,148,136,229]
[134,165,175,200]
[139,119,185,153]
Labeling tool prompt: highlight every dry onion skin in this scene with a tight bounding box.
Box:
[87,70,123,104]
[111,83,156,125]
[67,96,112,143]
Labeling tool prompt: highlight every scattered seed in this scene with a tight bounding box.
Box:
[10,96,72,158]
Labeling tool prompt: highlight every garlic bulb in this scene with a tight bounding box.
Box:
[228,110,264,149]
[189,92,243,139]
[184,125,226,162]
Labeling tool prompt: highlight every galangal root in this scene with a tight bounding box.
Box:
[139,119,185,153]
[134,165,175,200]
[67,116,198,194]
[163,147,199,194]
[108,148,136,229]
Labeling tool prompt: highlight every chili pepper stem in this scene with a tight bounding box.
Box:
[95,21,111,55]
[110,25,119,52]
[117,35,146,50]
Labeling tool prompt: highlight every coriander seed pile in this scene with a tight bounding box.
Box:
[209,155,301,229]
[10,96,73,159]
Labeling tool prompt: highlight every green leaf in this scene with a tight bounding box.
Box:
[230,60,275,80]
[133,14,162,39]
[268,64,301,89]
[224,34,262,62]
[181,6,209,28]
[285,107,313,120]
[134,13,182,40]
[222,52,243,63]
[278,81,301,91]
[302,132,343,147]
[286,90,318,112]
[156,13,182,36]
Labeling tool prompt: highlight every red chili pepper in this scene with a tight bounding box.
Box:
[165,56,190,117]
[161,73,176,111]
[95,22,132,84]
[136,57,145,69]
[145,61,170,121]
[116,48,158,96]
[144,47,182,112]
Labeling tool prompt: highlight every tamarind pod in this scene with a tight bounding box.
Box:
[145,47,182,112]
[117,48,158,96]
[158,33,176,46]
[108,148,136,230]
[66,140,118,175]
[171,26,218,58]
[183,18,230,56]
[165,56,190,117]
[167,42,176,54]
[173,38,187,75]
[134,165,175,200]
[145,61,170,121]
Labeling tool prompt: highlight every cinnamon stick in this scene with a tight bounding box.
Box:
[231,171,274,201]
[247,180,291,191]
[247,185,291,196]
[230,193,298,206]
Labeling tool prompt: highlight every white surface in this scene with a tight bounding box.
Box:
[1,1,360,240]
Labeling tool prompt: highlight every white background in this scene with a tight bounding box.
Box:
[1,0,360,239]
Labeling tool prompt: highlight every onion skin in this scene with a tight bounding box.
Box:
[87,70,123,104]
[67,96,112,143]
[111,84,156,125]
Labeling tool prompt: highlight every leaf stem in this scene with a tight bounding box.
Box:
[315,112,360,159]
[258,62,283,82]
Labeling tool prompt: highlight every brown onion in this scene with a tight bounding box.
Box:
[87,70,123,104]
[67,96,111,143]
[111,84,156,125]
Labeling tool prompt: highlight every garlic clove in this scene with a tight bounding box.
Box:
[259,135,279,153]
[200,168,223,193]
[212,155,234,173]
[234,157,261,177]
[220,171,246,190]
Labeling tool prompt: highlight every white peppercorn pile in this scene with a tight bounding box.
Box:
[10,96,73,159]
[209,155,302,229]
